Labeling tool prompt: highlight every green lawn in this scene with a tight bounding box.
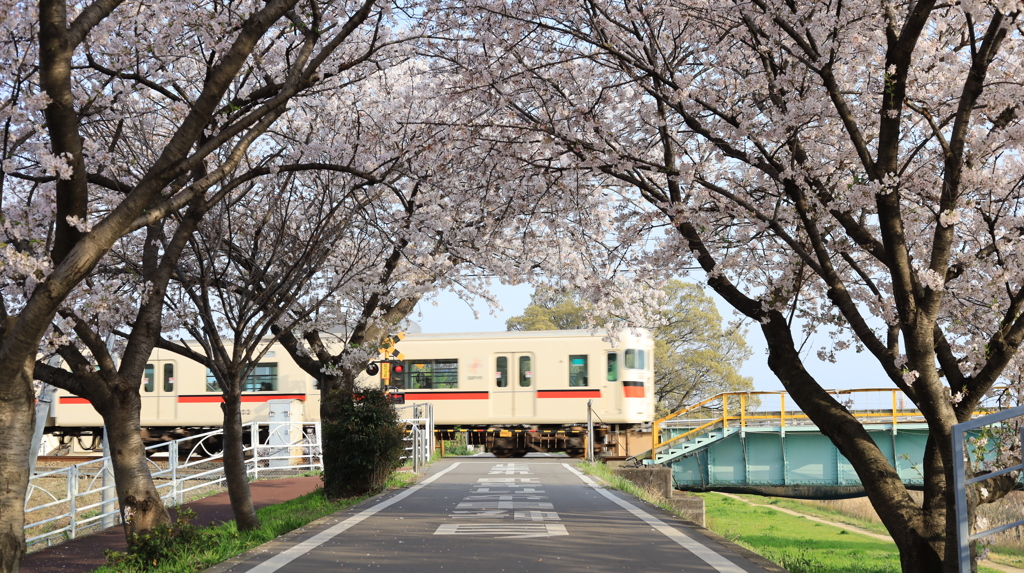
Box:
[699,494,1006,573]
[700,493,901,573]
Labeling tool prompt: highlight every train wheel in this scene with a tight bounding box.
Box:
[511,450,528,458]
[566,448,585,458]
[491,449,514,458]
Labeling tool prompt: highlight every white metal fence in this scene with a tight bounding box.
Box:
[25,404,433,551]
[953,404,1024,572]
[396,403,434,471]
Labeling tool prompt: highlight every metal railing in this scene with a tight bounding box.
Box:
[396,403,434,471]
[25,420,321,550]
[25,403,434,551]
[953,404,1024,572]
[650,388,1024,459]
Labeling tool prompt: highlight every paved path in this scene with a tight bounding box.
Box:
[204,458,782,573]
[20,476,323,573]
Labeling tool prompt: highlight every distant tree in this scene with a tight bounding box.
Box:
[506,289,590,331]
[653,282,753,415]
[505,281,752,414]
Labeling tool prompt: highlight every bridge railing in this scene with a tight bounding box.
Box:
[652,387,1018,458]
[653,388,930,458]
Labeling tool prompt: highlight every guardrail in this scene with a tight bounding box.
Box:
[651,388,1013,460]
[25,403,434,551]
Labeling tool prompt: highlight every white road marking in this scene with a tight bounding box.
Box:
[434,523,568,538]
[562,463,746,573]
[456,501,554,509]
[241,463,461,573]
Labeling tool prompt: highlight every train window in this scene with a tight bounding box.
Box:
[625,349,646,369]
[243,363,278,392]
[519,356,531,387]
[496,357,508,388]
[569,355,588,387]
[607,352,618,382]
[163,363,174,392]
[205,368,219,392]
[408,359,459,389]
[143,364,155,393]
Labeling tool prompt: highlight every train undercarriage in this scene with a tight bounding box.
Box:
[437,424,631,458]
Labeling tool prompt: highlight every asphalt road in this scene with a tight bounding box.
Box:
[207,456,779,573]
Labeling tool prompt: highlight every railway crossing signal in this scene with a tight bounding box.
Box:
[364,333,406,377]
[365,360,404,378]
[380,332,406,361]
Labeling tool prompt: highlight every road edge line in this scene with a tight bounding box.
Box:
[208,463,462,573]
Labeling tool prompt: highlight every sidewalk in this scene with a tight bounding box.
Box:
[20,476,323,573]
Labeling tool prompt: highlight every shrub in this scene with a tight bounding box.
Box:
[104,509,215,571]
[321,388,406,498]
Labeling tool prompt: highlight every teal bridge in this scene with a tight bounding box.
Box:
[645,389,1004,499]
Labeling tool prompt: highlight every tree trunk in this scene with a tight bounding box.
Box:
[221,395,259,531]
[319,371,353,496]
[96,387,171,540]
[759,314,948,571]
[0,346,35,573]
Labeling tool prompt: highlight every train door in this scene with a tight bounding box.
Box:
[490,353,536,418]
[603,351,622,415]
[141,361,178,421]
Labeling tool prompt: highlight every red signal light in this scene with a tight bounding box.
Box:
[392,363,404,374]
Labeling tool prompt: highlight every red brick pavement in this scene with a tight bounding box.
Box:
[19,476,323,573]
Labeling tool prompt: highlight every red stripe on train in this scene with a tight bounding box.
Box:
[60,394,307,405]
[178,394,306,403]
[623,387,645,398]
[537,390,601,398]
[402,392,488,400]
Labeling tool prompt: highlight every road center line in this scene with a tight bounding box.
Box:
[562,463,746,573]
[241,463,462,573]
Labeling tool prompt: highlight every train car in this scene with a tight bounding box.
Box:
[364,329,654,427]
[361,329,655,457]
[45,345,322,445]
[45,329,654,456]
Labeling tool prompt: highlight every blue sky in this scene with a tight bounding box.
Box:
[412,284,889,392]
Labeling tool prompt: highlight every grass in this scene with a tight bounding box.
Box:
[730,494,891,537]
[576,463,1006,573]
[700,493,902,573]
[756,492,1024,570]
[91,471,417,573]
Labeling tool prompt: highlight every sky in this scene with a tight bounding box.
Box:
[411,283,890,393]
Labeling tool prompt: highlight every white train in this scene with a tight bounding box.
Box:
[45,329,655,454]
[371,330,654,427]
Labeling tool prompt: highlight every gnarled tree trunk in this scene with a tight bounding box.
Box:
[97,389,171,538]
[0,337,35,573]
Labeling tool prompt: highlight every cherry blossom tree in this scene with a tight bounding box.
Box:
[159,172,372,530]
[0,0,409,566]
[433,0,1024,570]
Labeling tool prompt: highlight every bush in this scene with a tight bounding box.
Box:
[444,429,473,456]
[104,509,215,571]
[321,388,406,498]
